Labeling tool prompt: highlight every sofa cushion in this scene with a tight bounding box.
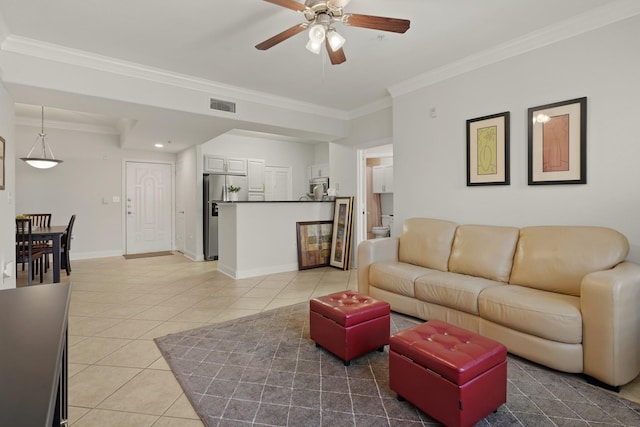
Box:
[478,285,582,344]
[415,272,504,315]
[370,262,436,298]
[448,225,519,283]
[509,226,629,296]
[399,218,457,272]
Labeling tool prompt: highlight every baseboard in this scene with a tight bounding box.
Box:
[70,250,123,260]
[217,262,299,280]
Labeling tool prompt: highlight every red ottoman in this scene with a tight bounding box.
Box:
[389,320,507,427]
[310,291,390,365]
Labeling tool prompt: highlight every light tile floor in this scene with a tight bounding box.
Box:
[17,253,357,426]
[16,253,640,426]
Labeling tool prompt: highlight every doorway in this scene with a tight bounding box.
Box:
[125,161,174,254]
[356,144,393,250]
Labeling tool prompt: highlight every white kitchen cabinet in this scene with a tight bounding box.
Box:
[204,155,247,175]
[372,165,393,193]
[308,163,329,179]
[248,192,265,201]
[247,159,265,192]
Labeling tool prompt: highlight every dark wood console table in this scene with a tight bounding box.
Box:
[0,283,71,426]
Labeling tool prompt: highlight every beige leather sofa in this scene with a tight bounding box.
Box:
[357,217,640,388]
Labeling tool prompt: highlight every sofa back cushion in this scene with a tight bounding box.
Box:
[399,218,457,271]
[448,225,519,283]
[509,226,629,296]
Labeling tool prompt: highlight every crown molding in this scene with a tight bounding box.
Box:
[2,35,350,121]
[15,116,120,135]
[348,96,392,120]
[388,0,640,99]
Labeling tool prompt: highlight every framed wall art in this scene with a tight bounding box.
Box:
[0,136,5,190]
[296,220,333,270]
[466,112,510,186]
[330,196,354,270]
[528,97,587,185]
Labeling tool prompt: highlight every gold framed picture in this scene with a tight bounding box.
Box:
[330,196,354,270]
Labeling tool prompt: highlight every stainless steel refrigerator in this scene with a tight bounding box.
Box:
[203,173,248,260]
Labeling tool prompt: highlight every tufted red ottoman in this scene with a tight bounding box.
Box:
[310,291,390,365]
[390,320,507,427]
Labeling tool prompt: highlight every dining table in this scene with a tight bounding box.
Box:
[30,225,67,283]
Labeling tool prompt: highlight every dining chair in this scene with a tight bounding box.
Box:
[16,218,45,285]
[24,213,52,228]
[61,215,76,275]
[25,213,53,270]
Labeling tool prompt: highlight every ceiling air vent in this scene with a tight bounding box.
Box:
[210,98,236,113]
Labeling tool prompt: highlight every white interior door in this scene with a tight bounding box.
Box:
[264,166,292,201]
[125,161,173,254]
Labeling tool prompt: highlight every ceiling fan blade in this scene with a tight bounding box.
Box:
[262,0,307,12]
[343,13,410,33]
[326,42,346,65]
[255,24,307,50]
[327,0,352,7]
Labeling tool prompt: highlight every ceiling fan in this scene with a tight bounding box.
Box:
[255,0,410,65]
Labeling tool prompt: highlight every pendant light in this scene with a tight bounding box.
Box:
[21,106,63,169]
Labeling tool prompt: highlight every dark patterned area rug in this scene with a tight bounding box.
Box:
[155,303,640,426]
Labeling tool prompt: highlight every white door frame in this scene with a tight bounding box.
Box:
[175,158,186,254]
[122,159,176,255]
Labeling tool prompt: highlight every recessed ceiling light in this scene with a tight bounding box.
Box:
[154,143,164,148]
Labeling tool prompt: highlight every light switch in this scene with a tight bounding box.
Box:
[112,196,121,203]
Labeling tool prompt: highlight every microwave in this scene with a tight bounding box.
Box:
[309,177,329,195]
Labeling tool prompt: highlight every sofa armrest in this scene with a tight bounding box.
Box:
[581,261,640,386]
[357,237,399,295]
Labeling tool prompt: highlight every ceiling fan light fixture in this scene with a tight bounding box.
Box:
[326,28,345,51]
[20,106,63,169]
[306,39,322,54]
[308,22,326,43]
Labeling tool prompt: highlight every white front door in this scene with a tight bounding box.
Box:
[125,161,173,254]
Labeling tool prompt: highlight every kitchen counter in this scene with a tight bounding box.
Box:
[217,200,334,203]
[0,283,71,426]
[217,201,335,279]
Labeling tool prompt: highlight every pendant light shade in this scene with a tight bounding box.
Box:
[21,106,63,169]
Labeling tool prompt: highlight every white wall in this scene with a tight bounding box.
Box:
[393,16,640,261]
[15,125,176,259]
[176,146,200,261]
[340,105,393,146]
[201,133,318,199]
[0,80,16,289]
